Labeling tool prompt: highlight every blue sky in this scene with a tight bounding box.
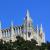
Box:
[0,0,50,42]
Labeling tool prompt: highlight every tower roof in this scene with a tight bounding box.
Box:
[26,9,30,19]
[24,9,32,22]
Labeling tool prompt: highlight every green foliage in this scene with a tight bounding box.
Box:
[0,37,49,50]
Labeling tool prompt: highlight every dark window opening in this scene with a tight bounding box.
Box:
[28,32,31,37]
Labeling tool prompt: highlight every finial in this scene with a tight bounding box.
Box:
[11,21,13,27]
[26,9,30,18]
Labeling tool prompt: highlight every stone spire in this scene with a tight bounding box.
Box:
[10,21,13,35]
[11,21,16,42]
[25,9,32,22]
[39,24,43,39]
[40,24,43,33]
[11,21,14,35]
[39,24,45,43]
[25,9,33,40]
[40,24,45,42]
[26,9,30,19]
[37,25,39,33]
[0,21,2,39]
[36,25,39,45]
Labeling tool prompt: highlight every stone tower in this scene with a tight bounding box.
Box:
[23,10,33,40]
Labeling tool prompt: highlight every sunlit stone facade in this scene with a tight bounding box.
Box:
[0,10,45,45]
